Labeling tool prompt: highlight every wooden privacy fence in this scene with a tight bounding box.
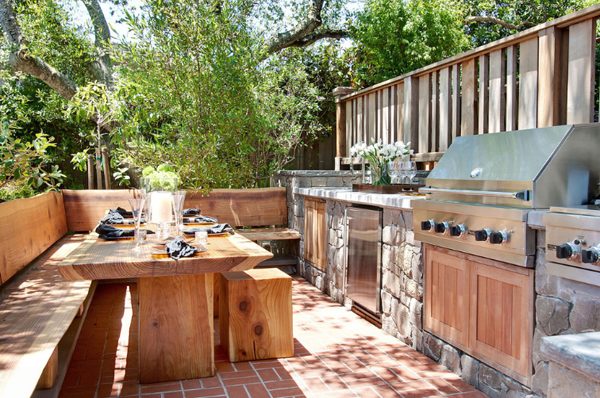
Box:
[334,5,600,168]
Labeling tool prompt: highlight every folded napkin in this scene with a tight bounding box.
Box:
[95,224,133,239]
[207,223,234,235]
[100,209,125,224]
[182,208,201,216]
[166,237,198,259]
[115,207,134,218]
[185,215,218,224]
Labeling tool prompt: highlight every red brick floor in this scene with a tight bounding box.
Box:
[59,277,486,398]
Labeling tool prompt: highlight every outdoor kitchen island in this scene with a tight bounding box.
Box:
[286,173,600,396]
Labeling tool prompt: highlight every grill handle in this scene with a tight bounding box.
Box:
[419,187,531,201]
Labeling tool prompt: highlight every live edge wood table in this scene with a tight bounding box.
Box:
[56,233,273,383]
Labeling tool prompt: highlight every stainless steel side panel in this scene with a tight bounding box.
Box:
[346,207,382,314]
[545,212,600,272]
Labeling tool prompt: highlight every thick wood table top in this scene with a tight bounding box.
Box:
[57,233,273,281]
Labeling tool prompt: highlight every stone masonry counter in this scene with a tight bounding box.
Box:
[294,187,423,209]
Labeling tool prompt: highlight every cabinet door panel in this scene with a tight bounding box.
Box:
[470,260,533,382]
[424,245,469,350]
[304,199,327,271]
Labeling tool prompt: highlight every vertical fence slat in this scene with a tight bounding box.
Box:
[357,96,364,143]
[567,19,596,123]
[368,93,376,143]
[538,27,560,127]
[345,101,352,154]
[488,49,506,133]
[518,38,539,129]
[506,46,517,131]
[431,72,439,152]
[451,64,460,143]
[389,86,396,143]
[382,87,390,144]
[478,55,489,134]
[439,67,451,151]
[397,83,405,143]
[418,74,431,153]
[461,59,477,135]
[404,76,419,146]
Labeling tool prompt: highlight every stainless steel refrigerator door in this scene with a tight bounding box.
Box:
[346,207,382,314]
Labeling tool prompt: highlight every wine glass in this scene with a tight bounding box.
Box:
[405,160,417,184]
[128,190,146,251]
[172,190,186,235]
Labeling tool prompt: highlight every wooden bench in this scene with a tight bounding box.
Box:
[0,192,96,398]
[219,268,293,362]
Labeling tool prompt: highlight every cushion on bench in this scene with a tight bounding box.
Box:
[0,235,93,398]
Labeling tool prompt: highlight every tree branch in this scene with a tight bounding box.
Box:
[0,0,22,46]
[81,0,113,87]
[465,15,533,31]
[266,0,326,53]
[284,29,349,49]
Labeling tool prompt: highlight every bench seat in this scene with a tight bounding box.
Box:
[238,227,301,242]
[0,235,95,398]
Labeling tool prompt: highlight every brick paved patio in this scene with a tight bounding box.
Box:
[59,277,485,398]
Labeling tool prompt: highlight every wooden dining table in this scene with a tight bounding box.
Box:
[57,232,273,383]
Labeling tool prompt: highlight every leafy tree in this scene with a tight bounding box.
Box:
[350,0,471,87]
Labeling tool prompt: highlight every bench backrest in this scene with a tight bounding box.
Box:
[0,192,67,285]
[62,188,288,232]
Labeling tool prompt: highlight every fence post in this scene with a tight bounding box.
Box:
[333,87,354,170]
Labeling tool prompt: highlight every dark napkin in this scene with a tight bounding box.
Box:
[116,207,134,218]
[166,237,198,259]
[185,215,218,224]
[95,224,133,239]
[182,208,201,216]
[100,209,125,224]
[207,223,234,235]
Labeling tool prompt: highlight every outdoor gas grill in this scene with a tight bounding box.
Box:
[413,124,600,267]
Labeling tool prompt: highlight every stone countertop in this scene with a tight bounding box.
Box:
[294,187,424,210]
[540,332,600,380]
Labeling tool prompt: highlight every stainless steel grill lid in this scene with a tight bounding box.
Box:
[421,124,600,208]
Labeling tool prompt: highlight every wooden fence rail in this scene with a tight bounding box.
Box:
[334,4,600,168]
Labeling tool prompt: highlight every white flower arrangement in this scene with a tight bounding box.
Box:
[350,140,412,185]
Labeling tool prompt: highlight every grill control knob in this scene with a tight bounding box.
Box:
[434,221,450,234]
[556,241,581,260]
[474,228,491,242]
[420,219,435,231]
[489,230,509,245]
[450,224,467,237]
[582,247,600,264]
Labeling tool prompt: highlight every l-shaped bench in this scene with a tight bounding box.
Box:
[0,188,298,398]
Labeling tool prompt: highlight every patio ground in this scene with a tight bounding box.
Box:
[59,277,486,398]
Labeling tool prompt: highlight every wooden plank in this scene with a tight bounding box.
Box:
[368,93,376,143]
[518,38,539,129]
[36,348,58,389]
[418,74,431,152]
[389,85,397,142]
[506,46,518,130]
[460,59,477,135]
[397,83,405,143]
[303,198,327,271]
[478,55,489,134]
[62,188,289,232]
[345,101,352,152]
[220,269,293,362]
[57,233,273,281]
[439,67,451,150]
[404,77,419,145]
[567,19,596,123]
[431,72,438,151]
[488,50,506,133]
[0,235,92,398]
[0,192,67,284]
[451,64,460,142]
[538,27,560,127]
[381,88,390,144]
[139,273,214,382]
[356,96,364,143]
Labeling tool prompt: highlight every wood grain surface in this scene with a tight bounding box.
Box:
[62,188,288,232]
[139,274,214,383]
[0,235,92,398]
[220,269,293,362]
[0,191,67,284]
[57,233,273,281]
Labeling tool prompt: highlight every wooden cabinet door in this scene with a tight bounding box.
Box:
[469,259,533,383]
[304,198,327,270]
[424,245,470,350]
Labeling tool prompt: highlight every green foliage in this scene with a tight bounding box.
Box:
[350,0,471,86]
[0,127,65,201]
[139,164,179,191]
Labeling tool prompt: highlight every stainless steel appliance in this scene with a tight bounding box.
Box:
[346,206,382,320]
[545,206,600,275]
[414,124,600,267]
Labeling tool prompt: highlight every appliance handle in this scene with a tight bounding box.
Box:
[419,187,531,201]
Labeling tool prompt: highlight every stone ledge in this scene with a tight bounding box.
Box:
[295,187,423,210]
[540,331,600,381]
[276,170,358,177]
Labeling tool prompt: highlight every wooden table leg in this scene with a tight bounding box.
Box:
[138,273,214,383]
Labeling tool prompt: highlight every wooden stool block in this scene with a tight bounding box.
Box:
[220,269,293,362]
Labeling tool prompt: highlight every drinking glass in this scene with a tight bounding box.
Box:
[172,190,186,235]
[405,160,417,184]
[128,190,146,251]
